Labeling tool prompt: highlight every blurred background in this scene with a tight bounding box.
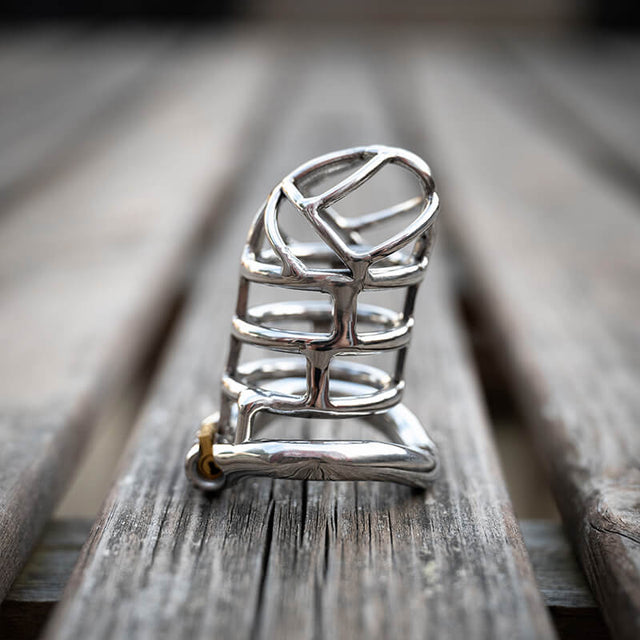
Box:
[0,0,638,30]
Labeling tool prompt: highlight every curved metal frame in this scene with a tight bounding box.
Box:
[185,145,440,490]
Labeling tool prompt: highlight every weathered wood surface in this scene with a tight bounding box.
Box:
[1,519,602,640]
[0,520,91,640]
[43,43,554,640]
[0,34,274,601]
[411,42,640,639]
[0,29,173,203]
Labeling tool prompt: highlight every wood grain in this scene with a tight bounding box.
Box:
[0,33,274,601]
[411,42,640,639]
[43,42,553,640]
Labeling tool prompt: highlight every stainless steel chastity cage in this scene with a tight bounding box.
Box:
[185,145,440,491]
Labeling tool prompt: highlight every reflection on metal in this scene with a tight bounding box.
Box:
[185,145,440,491]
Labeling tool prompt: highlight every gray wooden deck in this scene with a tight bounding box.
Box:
[0,27,638,640]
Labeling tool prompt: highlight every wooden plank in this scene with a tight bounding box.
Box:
[43,42,554,640]
[0,33,275,601]
[0,520,91,640]
[1,519,600,640]
[411,41,640,640]
[511,38,640,189]
[0,29,174,202]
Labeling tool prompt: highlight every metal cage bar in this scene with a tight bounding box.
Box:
[186,145,440,491]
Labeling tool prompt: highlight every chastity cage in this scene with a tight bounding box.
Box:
[185,145,440,491]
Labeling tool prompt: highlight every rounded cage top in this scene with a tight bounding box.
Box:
[241,144,439,291]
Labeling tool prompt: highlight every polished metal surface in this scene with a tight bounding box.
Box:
[185,145,440,491]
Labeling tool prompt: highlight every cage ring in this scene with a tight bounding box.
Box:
[185,144,440,491]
